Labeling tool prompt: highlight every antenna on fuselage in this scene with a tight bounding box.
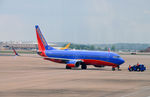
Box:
[108,48,111,52]
[108,48,111,57]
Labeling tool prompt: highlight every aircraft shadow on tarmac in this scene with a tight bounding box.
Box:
[31,66,112,71]
[0,54,15,56]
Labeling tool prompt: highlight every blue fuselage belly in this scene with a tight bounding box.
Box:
[45,50,124,65]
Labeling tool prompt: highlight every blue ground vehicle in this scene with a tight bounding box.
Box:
[128,64,146,72]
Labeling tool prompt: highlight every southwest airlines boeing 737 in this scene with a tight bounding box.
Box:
[35,25,125,71]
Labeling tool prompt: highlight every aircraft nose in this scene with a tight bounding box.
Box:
[119,58,125,65]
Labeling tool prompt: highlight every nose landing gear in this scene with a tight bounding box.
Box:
[117,65,121,71]
[112,65,121,71]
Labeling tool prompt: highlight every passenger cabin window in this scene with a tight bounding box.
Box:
[113,56,120,58]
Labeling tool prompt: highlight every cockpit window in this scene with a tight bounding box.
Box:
[113,56,120,58]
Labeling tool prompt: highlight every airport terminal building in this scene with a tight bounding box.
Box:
[0,41,59,50]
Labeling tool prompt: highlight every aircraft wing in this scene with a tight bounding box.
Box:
[43,57,83,64]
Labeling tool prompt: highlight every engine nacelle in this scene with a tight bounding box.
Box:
[67,60,81,67]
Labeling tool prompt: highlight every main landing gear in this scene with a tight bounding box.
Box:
[81,64,87,69]
[66,65,71,69]
[65,64,87,70]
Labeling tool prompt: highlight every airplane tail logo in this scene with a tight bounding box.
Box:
[35,25,55,51]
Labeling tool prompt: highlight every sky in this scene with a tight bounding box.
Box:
[0,0,150,44]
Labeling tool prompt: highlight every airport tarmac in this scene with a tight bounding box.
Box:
[0,54,150,97]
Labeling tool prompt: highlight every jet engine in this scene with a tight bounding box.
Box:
[66,60,81,67]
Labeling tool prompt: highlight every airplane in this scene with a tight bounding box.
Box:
[60,43,71,50]
[12,46,20,56]
[35,25,125,71]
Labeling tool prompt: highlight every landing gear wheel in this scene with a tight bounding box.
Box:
[117,65,121,71]
[129,68,133,71]
[137,68,140,72]
[112,67,115,71]
[81,65,87,69]
[66,65,71,69]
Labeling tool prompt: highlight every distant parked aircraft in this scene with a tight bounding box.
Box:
[60,43,71,50]
[12,46,20,56]
[35,25,125,71]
